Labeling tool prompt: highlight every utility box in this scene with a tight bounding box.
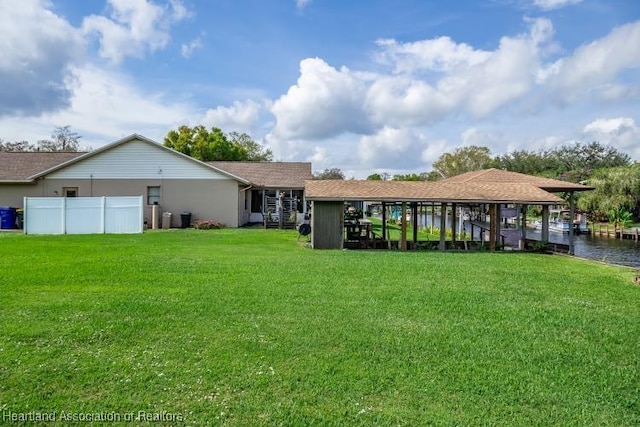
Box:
[162,212,172,229]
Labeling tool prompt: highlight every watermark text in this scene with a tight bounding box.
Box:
[2,410,184,423]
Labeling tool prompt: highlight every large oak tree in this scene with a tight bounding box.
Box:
[163,125,272,161]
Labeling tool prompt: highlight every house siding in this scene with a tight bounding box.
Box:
[40,178,239,228]
[46,139,231,180]
[0,182,47,207]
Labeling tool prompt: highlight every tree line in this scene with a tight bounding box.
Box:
[360,142,638,222]
[2,124,274,163]
[366,142,632,182]
[163,125,272,162]
[0,126,82,152]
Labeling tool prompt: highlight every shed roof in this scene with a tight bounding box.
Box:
[208,161,312,189]
[305,179,565,204]
[440,168,594,192]
[0,152,85,182]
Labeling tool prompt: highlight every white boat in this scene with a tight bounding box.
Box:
[535,209,589,234]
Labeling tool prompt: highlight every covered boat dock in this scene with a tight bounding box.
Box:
[305,169,594,254]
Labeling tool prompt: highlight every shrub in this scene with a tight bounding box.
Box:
[193,220,226,230]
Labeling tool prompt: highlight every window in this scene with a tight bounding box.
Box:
[63,187,78,197]
[147,186,161,205]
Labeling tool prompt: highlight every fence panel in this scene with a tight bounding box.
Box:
[24,196,143,235]
[24,198,65,235]
[105,197,143,234]
[65,197,104,234]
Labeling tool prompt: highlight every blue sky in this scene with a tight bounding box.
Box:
[1,0,639,177]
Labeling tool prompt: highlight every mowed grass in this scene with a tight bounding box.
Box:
[0,229,639,426]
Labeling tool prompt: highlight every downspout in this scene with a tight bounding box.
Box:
[239,185,253,226]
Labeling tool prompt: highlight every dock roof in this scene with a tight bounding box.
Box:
[305,179,565,204]
[440,168,594,192]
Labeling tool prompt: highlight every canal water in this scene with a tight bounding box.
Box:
[414,214,639,269]
[528,229,640,269]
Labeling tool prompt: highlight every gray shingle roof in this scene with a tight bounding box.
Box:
[208,161,312,188]
[440,168,594,192]
[304,179,566,204]
[0,152,85,181]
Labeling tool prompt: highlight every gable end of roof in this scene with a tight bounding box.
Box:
[29,134,250,184]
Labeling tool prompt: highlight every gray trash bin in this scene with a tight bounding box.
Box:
[162,212,172,229]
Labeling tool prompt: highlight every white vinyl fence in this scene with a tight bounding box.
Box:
[24,196,143,235]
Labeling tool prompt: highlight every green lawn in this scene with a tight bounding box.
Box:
[0,229,639,425]
[368,216,462,241]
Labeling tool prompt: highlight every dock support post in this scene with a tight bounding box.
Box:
[568,192,575,255]
[439,203,447,251]
[400,202,407,251]
[412,203,418,244]
[430,204,435,234]
[494,204,502,249]
[382,202,387,244]
[520,204,527,250]
[451,203,457,248]
[489,204,496,252]
[541,205,549,243]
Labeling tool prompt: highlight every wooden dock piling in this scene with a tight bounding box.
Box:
[593,223,640,240]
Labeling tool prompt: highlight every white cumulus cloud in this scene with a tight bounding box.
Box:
[583,117,640,158]
[49,65,195,144]
[202,100,263,133]
[374,37,491,74]
[82,0,190,63]
[544,21,640,103]
[0,0,84,116]
[461,127,503,148]
[533,0,583,11]
[270,58,371,140]
[296,0,311,11]
[181,36,203,59]
[367,18,554,125]
[358,127,430,169]
[420,139,450,166]
[365,76,455,127]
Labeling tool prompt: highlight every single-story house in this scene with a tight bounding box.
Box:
[0,134,311,228]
